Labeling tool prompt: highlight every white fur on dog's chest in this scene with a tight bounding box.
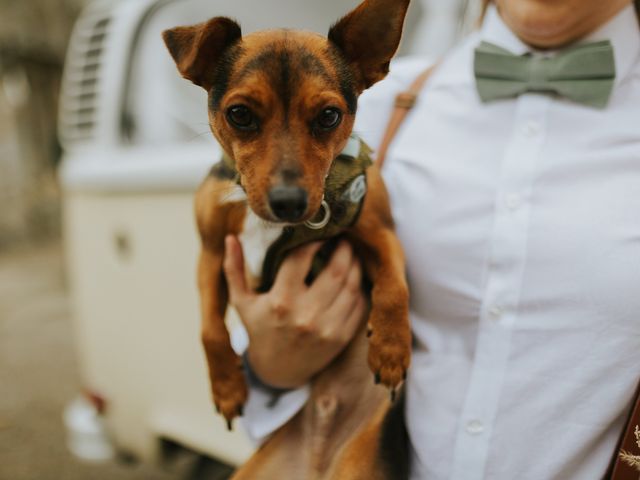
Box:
[238,209,283,280]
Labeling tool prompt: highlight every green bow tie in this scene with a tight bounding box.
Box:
[474,40,616,108]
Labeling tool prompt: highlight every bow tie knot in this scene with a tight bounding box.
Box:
[474,40,616,108]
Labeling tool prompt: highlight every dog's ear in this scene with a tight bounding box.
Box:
[329,0,410,91]
[162,17,241,90]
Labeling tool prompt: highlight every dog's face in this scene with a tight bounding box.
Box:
[206,29,358,223]
[163,0,410,223]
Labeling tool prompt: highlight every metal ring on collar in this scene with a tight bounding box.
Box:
[304,199,331,230]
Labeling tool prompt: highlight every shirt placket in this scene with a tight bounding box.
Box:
[449,94,551,480]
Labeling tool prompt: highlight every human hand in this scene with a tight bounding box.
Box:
[223,235,366,389]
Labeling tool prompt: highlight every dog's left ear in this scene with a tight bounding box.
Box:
[162,17,241,90]
[329,0,410,91]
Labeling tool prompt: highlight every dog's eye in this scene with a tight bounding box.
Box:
[226,105,257,131]
[316,108,342,131]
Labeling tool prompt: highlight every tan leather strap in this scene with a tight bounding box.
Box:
[375,65,437,168]
[608,379,640,479]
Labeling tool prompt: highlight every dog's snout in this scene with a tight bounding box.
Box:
[268,186,308,222]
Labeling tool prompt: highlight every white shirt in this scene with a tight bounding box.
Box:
[240,5,640,479]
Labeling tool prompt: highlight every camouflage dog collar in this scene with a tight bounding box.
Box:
[258,135,372,291]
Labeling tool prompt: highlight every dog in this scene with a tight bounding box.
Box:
[163,0,412,478]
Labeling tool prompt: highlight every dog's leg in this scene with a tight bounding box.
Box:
[348,166,411,393]
[196,176,248,428]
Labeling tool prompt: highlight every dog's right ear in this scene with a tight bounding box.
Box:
[162,17,241,90]
[329,0,410,91]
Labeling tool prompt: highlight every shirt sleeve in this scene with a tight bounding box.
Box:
[354,55,435,151]
[231,323,310,445]
[354,55,435,221]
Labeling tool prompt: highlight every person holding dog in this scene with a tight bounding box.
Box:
[223,0,640,477]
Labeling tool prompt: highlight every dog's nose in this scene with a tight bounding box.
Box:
[268,186,308,222]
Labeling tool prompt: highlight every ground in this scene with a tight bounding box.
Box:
[0,242,232,480]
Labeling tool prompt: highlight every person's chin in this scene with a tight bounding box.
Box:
[497,1,581,48]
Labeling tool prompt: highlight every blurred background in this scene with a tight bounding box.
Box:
[0,0,478,478]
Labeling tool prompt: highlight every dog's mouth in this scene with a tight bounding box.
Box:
[238,170,328,225]
[265,185,310,223]
[243,186,326,226]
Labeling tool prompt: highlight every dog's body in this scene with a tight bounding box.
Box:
[196,152,410,480]
[232,325,408,480]
[163,1,412,478]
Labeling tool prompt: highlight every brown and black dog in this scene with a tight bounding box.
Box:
[163,0,412,478]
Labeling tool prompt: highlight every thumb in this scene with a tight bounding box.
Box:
[223,235,250,306]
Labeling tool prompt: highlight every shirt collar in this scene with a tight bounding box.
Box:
[479,3,640,85]
[582,4,640,85]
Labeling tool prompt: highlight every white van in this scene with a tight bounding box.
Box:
[58,0,468,467]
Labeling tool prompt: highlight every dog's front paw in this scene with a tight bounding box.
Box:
[367,325,411,395]
[209,354,248,431]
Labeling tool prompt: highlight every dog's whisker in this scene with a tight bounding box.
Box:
[218,185,249,204]
[186,131,213,142]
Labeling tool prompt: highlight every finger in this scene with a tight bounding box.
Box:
[339,293,367,344]
[328,295,368,345]
[223,235,249,305]
[271,241,324,294]
[308,241,355,308]
[323,255,363,320]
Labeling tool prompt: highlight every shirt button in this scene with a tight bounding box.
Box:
[522,120,540,137]
[466,420,485,435]
[505,193,522,211]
